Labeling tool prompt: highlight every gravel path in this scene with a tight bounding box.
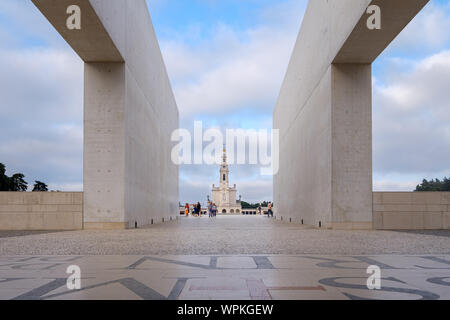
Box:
[1,216,450,255]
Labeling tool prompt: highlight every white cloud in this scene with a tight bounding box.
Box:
[385,1,450,54]
[2,0,449,197]
[0,0,70,49]
[160,0,306,203]
[0,2,83,191]
[159,0,306,118]
[373,50,450,187]
[0,48,83,119]
[373,179,419,192]
[372,0,450,192]
[47,183,83,192]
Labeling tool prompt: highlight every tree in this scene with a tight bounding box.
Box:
[0,163,39,191]
[9,173,28,191]
[416,176,450,192]
[240,200,273,209]
[0,163,9,191]
[32,181,48,192]
[443,177,450,191]
[241,201,257,209]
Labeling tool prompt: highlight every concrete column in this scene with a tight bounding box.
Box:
[33,0,179,229]
[84,63,126,229]
[274,0,429,229]
[330,63,373,229]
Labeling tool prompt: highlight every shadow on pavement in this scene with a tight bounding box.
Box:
[0,230,67,239]
[393,230,450,238]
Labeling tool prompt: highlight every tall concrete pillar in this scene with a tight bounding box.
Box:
[330,64,372,229]
[274,0,429,229]
[84,63,126,229]
[33,0,179,229]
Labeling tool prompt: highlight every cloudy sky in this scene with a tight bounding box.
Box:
[0,0,449,204]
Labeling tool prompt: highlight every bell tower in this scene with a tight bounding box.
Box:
[211,145,241,214]
[220,146,229,188]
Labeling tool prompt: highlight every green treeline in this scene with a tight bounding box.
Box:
[415,176,450,192]
[0,163,48,192]
[240,201,272,209]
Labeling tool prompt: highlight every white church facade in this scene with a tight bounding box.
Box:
[211,148,242,214]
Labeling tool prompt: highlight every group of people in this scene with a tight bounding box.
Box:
[185,202,202,217]
[184,202,218,218]
[256,202,273,217]
[184,201,273,217]
[207,202,217,218]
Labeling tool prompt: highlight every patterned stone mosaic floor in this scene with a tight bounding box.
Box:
[1,255,450,300]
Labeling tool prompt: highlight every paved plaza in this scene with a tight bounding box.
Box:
[1,216,450,255]
[1,216,450,300]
